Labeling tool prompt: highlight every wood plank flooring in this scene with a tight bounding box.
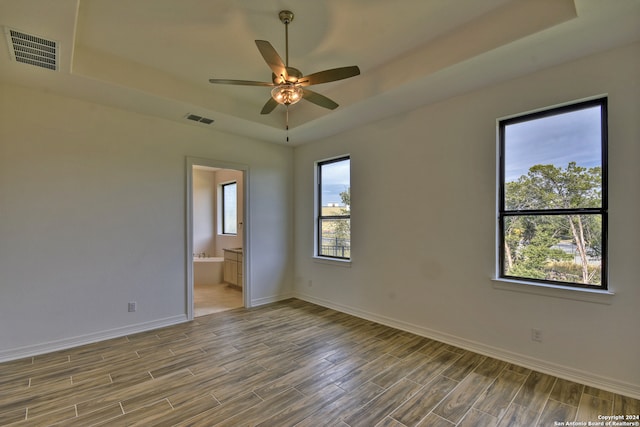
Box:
[0,299,638,426]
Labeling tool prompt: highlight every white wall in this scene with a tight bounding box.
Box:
[0,83,294,359]
[293,42,640,398]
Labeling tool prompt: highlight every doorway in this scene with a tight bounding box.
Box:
[186,157,249,320]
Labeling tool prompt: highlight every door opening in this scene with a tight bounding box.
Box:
[186,157,249,320]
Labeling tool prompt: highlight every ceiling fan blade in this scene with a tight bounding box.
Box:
[255,40,289,83]
[302,89,339,110]
[260,97,279,115]
[209,78,275,87]
[300,65,360,86]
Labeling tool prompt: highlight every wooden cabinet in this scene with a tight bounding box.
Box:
[237,253,243,289]
[223,255,237,285]
[223,249,243,289]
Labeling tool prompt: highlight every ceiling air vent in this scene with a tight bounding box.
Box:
[5,27,58,71]
[185,114,214,125]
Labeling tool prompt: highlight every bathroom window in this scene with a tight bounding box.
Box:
[317,156,350,260]
[498,97,607,289]
[221,182,237,235]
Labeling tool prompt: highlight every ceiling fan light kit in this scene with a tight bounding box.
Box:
[208,9,361,126]
[271,84,303,106]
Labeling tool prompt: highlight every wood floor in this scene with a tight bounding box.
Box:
[0,299,638,426]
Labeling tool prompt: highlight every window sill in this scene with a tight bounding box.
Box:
[492,278,614,305]
[313,256,352,268]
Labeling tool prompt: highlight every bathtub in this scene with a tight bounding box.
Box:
[193,257,224,285]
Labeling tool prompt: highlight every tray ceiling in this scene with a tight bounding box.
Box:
[1,0,639,145]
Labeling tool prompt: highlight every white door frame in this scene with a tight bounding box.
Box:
[185,156,250,320]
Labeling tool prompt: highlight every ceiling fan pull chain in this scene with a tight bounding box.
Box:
[286,106,290,142]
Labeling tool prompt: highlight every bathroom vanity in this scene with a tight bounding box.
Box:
[223,248,243,289]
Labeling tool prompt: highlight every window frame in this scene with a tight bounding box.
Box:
[221,181,237,235]
[497,97,608,290]
[316,155,351,261]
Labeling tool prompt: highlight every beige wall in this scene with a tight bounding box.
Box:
[214,169,243,256]
[192,167,243,257]
[293,42,640,397]
[192,168,215,256]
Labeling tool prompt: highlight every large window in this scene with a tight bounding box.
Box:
[317,156,350,260]
[221,182,237,235]
[498,98,607,289]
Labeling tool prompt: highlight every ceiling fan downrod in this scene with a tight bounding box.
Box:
[279,10,294,67]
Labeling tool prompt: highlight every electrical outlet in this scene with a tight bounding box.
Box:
[531,328,543,342]
[307,280,313,287]
[128,302,137,312]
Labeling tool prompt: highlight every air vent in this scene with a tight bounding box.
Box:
[185,114,214,125]
[5,27,58,71]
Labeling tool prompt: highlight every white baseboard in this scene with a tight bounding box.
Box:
[0,292,295,362]
[294,292,640,400]
[0,315,188,363]
[250,292,294,307]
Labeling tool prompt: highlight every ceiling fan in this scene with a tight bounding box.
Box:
[208,10,360,115]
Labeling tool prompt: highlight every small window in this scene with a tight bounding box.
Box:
[221,182,237,235]
[317,156,350,260]
[498,98,607,289]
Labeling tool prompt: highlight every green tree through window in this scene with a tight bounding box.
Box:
[499,98,607,289]
[317,157,350,260]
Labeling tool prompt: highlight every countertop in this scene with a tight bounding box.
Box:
[223,248,243,254]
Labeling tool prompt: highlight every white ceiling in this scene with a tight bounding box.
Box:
[1,0,639,145]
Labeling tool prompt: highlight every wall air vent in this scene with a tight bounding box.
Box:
[185,114,214,125]
[5,27,58,71]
